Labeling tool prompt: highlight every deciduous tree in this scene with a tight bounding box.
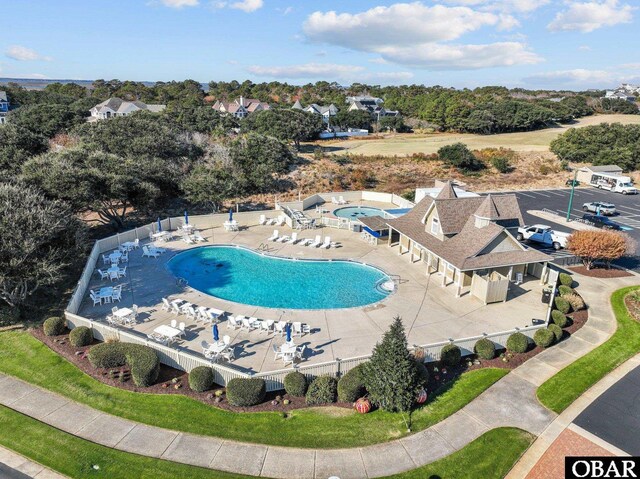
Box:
[242,109,322,150]
[567,230,630,270]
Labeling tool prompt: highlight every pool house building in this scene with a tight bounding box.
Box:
[385,182,552,303]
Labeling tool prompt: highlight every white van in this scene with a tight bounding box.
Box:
[590,173,638,195]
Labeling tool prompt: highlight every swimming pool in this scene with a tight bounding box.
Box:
[166,246,391,310]
[333,206,386,219]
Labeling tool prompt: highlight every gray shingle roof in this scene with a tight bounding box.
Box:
[435,181,458,200]
[584,165,623,173]
[0,91,7,102]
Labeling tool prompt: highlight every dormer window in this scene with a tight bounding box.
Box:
[431,217,440,235]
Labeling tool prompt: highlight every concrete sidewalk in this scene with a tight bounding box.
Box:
[0,446,67,479]
[0,273,636,479]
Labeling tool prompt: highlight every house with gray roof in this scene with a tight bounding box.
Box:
[89,97,165,121]
[211,96,270,118]
[0,91,9,124]
[346,95,399,119]
[292,100,338,124]
[384,181,551,301]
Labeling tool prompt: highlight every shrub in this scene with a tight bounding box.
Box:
[558,285,575,297]
[415,360,429,386]
[548,324,563,342]
[226,378,266,407]
[558,272,573,287]
[284,371,308,397]
[506,332,529,353]
[474,338,496,360]
[555,297,571,314]
[69,326,92,347]
[437,143,484,172]
[338,364,366,403]
[0,305,20,326]
[189,366,214,392]
[440,344,462,366]
[306,375,338,406]
[43,316,67,336]
[551,310,568,328]
[88,342,160,387]
[565,293,586,311]
[534,329,555,348]
[491,156,511,173]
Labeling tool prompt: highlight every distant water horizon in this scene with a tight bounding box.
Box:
[0,77,210,92]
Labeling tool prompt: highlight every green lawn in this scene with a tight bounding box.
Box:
[537,286,640,413]
[0,330,508,448]
[0,405,533,479]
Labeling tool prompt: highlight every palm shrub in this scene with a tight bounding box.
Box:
[43,316,66,336]
[558,272,573,287]
[440,344,462,366]
[474,338,496,360]
[69,326,92,347]
[555,297,571,314]
[226,378,266,406]
[548,324,563,342]
[534,329,555,348]
[306,376,338,406]
[189,366,214,392]
[551,310,568,328]
[284,371,307,397]
[362,316,421,412]
[506,332,529,353]
[565,293,586,311]
[337,364,366,403]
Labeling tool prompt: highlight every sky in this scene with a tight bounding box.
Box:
[1,0,639,90]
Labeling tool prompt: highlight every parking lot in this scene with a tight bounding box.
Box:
[484,186,640,270]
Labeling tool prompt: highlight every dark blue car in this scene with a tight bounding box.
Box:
[582,214,628,231]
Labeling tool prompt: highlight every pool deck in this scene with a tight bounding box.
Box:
[79,202,549,374]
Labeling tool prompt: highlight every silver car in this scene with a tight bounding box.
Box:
[582,201,616,216]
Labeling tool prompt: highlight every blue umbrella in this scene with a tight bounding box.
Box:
[157,217,162,232]
[213,324,219,342]
[286,323,292,342]
[228,208,233,222]
[184,210,189,225]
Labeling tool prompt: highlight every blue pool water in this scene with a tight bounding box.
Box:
[166,246,391,309]
[333,206,386,219]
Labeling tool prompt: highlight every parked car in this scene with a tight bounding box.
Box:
[582,201,616,215]
[566,179,580,187]
[516,224,571,250]
[581,214,624,231]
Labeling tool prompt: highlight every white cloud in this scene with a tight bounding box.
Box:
[441,0,550,14]
[160,0,199,7]
[523,69,614,86]
[548,0,634,32]
[230,0,263,13]
[302,3,540,70]
[362,71,414,83]
[5,45,52,62]
[579,45,592,50]
[247,63,365,79]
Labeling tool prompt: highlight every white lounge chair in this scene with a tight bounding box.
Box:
[287,232,298,244]
[276,216,286,226]
[259,320,273,334]
[221,348,235,362]
[331,196,339,205]
[182,235,195,244]
[338,195,348,205]
[259,214,267,225]
[186,306,197,321]
[295,344,307,361]
[161,298,172,312]
[321,236,332,249]
[222,334,231,346]
[171,301,181,315]
[194,231,206,242]
[178,322,186,337]
[310,235,322,248]
[293,322,303,337]
[241,317,256,331]
[142,246,159,258]
[227,316,241,330]
[273,344,283,360]
[268,230,279,241]
[278,234,290,243]
[275,321,286,336]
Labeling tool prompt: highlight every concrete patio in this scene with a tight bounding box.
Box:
[79,211,549,374]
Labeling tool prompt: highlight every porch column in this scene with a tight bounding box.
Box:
[426,253,433,276]
[441,264,447,287]
[456,270,463,297]
[508,266,514,281]
[387,227,393,247]
[540,262,548,285]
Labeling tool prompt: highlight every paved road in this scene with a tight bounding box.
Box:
[574,364,640,455]
[0,463,32,479]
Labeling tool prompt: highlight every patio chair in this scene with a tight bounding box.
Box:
[161,298,172,312]
[268,230,279,241]
[222,335,231,346]
[178,322,186,337]
[331,196,339,205]
[321,236,332,249]
[142,246,159,258]
[275,321,286,336]
[133,238,140,249]
[170,319,177,328]
[310,235,322,248]
[151,245,166,254]
[118,266,127,278]
[272,344,283,360]
[111,287,122,303]
[338,196,348,205]
[90,290,101,307]
[295,345,307,361]
[287,232,298,244]
[120,252,129,263]
[171,301,181,315]
[102,254,110,265]
[267,217,277,225]
[194,231,206,242]
[302,323,311,335]
[186,306,197,321]
[259,214,267,225]
[293,322,303,337]
[96,269,109,280]
[182,235,195,244]
[282,351,296,365]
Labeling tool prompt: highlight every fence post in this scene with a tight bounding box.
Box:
[336,358,342,378]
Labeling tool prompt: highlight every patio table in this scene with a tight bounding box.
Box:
[153,325,183,342]
[113,307,133,319]
[98,287,113,300]
[152,231,168,240]
[121,241,136,250]
[108,251,122,263]
[107,265,119,275]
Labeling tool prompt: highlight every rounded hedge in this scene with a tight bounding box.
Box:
[565,293,586,311]
[474,338,496,360]
[69,326,92,347]
[558,272,573,287]
[88,342,160,387]
[415,360,430,386]
[440,344,462,367]
[189,366,214,392]
[551,310,568,328]
[558,285,575,297]
[337,364,366,403]
[43,316,67,336]
[554,297,571,314]
[506,332,529,353]
[284,371,308,397]
[534,329,555,348]
[226,378,266,407]
[306,375,338,406]
[547,324,563,342]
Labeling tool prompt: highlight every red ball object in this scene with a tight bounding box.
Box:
[354,397,371,414]
[416,388,428,404]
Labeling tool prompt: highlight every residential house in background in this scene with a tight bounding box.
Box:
[0,91,9,124]
[603,84,639,102]
[292,99,338,124]
[346,95,399,120]
[382,181,550,301]
[211,96,270,118]
[89,97,166,120]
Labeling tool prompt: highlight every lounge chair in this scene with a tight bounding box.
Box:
[182,235,195,244]
[310,235,322,248]
[278,234,290,243]
[194,231,206,242]
[259,320,273,334]
[293,322,303,337]
[241,317,256,331]
[287,232,298,244]
[273,344,283,360]
[338,195,348,205]
[221,348,235,362]
[142,246,159,258]
[178,322,186,337]
[171,301,182,315]
[331,196,339,205]
[186,306,197,321]
[295,345,307,361]
[161,298,172,312]
[268,230,279,241]
[275,321,286,336]
[321,237,332,249]
[259,214,267,225]
[276,216,286,226]
[227,315,241,330]
[222,334,231,346]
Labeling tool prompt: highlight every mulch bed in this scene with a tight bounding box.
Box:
[569,265,633,278]
[624,294,640,321]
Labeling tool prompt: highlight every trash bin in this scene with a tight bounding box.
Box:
[541,288,552,304]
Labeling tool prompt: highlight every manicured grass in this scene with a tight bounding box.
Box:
[537,286,640,413]
[389,427,535,479]
[0,405,533,479]
[0,330,507,448]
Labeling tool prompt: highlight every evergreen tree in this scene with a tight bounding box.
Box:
[363,316,420,413]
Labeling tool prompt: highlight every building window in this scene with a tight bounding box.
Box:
[431,217,440,235]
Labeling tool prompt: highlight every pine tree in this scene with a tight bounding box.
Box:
[363,316,420,413]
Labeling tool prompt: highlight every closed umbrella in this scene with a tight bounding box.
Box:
[229,208,233,222]
[157,217,162,232]
[286,323,292,342]
[213,324,219,342]
[184,210,189,225]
